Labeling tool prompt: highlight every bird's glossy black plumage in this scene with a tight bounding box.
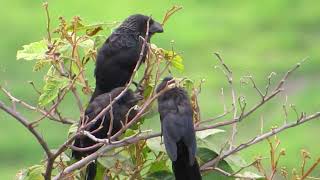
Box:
[72,87,142,180]
[157,77,202,180]
[92,14,163,101]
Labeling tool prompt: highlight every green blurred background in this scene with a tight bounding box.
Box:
[1,0,320,179]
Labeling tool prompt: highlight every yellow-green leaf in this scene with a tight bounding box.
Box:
[163,50,184,72]
[17,40,47,61]
[16,165,44,180]
[78,38,94,54]
[38,76,69,106]
[68,123,79,137]
[33,60,50,72]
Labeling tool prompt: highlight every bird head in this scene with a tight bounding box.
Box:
[111,87,143,108]
[156,76,176,93]
[119,14,164,37]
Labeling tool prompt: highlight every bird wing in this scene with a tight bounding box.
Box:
[161,113,185,162]
[177,99,197,166]
[182,115,197,166]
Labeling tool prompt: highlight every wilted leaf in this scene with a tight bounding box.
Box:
[66,20,85,31]
[38,76,69,106]
[16,165,44,180]
[86,26,103,36]
[17,40,47,61]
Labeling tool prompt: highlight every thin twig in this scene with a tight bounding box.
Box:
[0,101,52,156]
[200,112,320,170]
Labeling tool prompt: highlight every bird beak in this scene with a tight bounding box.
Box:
[149,21,164,34]
[134,93,144,101]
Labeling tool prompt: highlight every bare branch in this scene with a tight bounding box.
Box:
[0,86,73,124]
[200,111,320,170]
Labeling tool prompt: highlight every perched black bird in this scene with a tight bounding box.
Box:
[157,77,202,180]
[92,14,163,101]
[72,87,142,180]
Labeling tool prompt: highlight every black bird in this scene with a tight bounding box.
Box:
[72,87,142,180]
[92,14,163,101]
[156,77,202,180]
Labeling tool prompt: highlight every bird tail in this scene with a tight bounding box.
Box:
[187,159,202,180]
[85,161,97,180]
[172,141,202,180]
[172,158,201,180]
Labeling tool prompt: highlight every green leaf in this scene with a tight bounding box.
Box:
[143,151,170,176]
[238,171,265,179]
[147,159,170,175]
[71,61,80,76]
[197,148,233,180]
[16,165,45,180]
[196,129,225,139]
[143,83,154,98]
[143,104,159,119]
[38,76,69,106]
[68,123,78,137]
[95,163,107,180]
[17,40,47,61]
[163,50,184,72]
[146,136,166,153]
[98,150,134,171]
[144,171,174,180]
[94,35,107,49]
[46,65,56,77]
[197,133,247,170]
[33,60,50,72]
[171,56,184,71]
[122,129,136,138]
[182,78,194,95]
[78,38,94,53]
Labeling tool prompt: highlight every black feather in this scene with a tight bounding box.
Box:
[92,14,163,101]
[72,87,141,179]
[157,77,202,180]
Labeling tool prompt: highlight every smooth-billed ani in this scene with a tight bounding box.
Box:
[72,87,142,180]
[157,77,202,180]
[92,14,163,101]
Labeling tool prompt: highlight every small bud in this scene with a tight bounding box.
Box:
[280,148,286,156]
[42,2,48,8]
